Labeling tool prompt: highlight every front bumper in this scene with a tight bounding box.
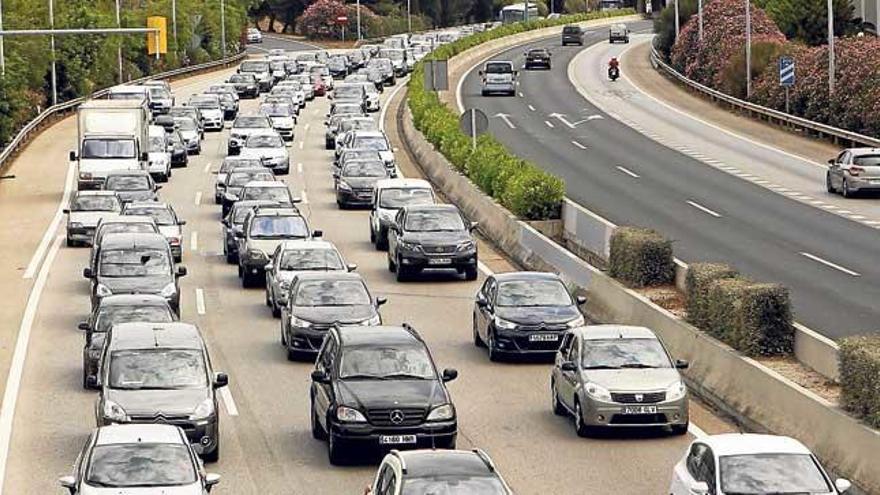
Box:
[492,327,567,354]
[482,83,515,93]
[337,187,374,206]
[288,325,334,354]
[398,249,477,271]
[580,395,689,428]
[526,59,550,68]
[275,127,295,140]
[77,177,105,190]
[171,150,188,165]
[102,415,220,453]
[203,117,223,130]
[185,139,200,153]
[330,419,456,449]
[242,257,269,275]
[263,157,290,173]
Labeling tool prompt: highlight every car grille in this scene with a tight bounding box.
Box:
[353,188,373,198]
[422,245,456,255]
[367,407,426,426]
[609,413,668,425]
[129,413,195,432]
[610,392,666,404]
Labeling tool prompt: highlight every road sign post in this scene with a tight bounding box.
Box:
[336,15,348,42]
[423,59,449,92]
[779,56,795,114]
[459,108,488,151]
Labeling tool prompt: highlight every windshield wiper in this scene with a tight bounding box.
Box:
[581,365,621,370]
[619,363,658,369]
[341,374,387,380]
[382,373,431,380]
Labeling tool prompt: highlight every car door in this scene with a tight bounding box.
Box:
[267,245,282,298]
[313,334,338,431]
[552,332,574,401]
[475,277,496,341]
[388,209,404,261]
[559,335,581,409]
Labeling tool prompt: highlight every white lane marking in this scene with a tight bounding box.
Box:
[301,190,309,204]
[616,165,640,178]
[477,260,494,276]
[849,214,866,220]
[494,113,516,129]
[571,140,587,150]
[518,92,524,98]
[379,75,411,132]
[0,234,63,490]
[297,163,303,174]
[304,123,311,132]
[686,200,723,218]
[528,104,536,111]
[688,421,708,439]
[799,252,861,277]
[24,162,74,279]
[298,140,304,150]
[544,120,555,128]
[203,162,211,173]
[190,231,199,251]
[196,288,207,315]
[194,191,202,206]
[219,386,239,416]
[549,113,576,128]
[837,210,853,215]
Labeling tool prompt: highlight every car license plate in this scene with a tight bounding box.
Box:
[427,258,451,265]
[529,334,559,342]
[379,435,417,445]
[622,405,658,414]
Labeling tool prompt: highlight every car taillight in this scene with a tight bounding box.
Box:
[169,237,181,245]
[849,166,865,176]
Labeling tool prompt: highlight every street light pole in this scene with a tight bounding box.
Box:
[220,0,226,59]
[407,0,412,33]
[827,0,835,93]
[356,0,362,40]
[172,0,177,52]
[115,0,122,83]
[674,0,680,39]
[745,0,752,98]
[49,0,57,105]
[698,0,703,41]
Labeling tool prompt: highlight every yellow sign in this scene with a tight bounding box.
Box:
[147,16,167,55]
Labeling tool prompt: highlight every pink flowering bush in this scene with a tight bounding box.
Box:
[296,0,347,38]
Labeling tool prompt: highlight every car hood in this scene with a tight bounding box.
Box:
[69,211,115,227]
[276,268,344,284]
[106,387,208,416]
[97,274,173,295]
[340,177,381,189]
[158,225,182,238]
[495,305,580,325]
[270,116,295,128]
[291,305,375,325]
[246,238,298,255]
[337,379,446,410]
[232,127,269,137]
[582,368,681,392]
[114,190,157,203]
[79,484,203,495]
[180,130,199,141]
[148,151,169,163]
[240,147,288,160]
[200,108,223,118]
[402,230,471,245]
[378,150,394,163]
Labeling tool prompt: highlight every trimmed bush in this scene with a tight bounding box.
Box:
[503,166,565,220]
[839,336,880,428]
[686,262,738,329]
[704,277,752,344]
[608,227,675,287]
[703,277,793,356]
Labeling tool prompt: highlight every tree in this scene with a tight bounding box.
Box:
[296,0,347,37]
[756,0,856,46]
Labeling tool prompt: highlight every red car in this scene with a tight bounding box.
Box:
[311,75,326,96]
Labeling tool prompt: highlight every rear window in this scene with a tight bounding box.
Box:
[853,154,880,167]
[484,62,513,74]
[563,26,581,34]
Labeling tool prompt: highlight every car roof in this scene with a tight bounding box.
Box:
[75,190,118,197]
[96,294,171,307]
[279,239,337,251]
[229,167,273,175]
[232,200,278,209]
[148,125,166,136]
[572,324,658,340]
[243,180,286,188]
[848,147,880,155]
[494,271,563,283]
[108,322,203,350]
[99,232,169,250]
[94,424,186,446]
[375,178,432,189]
[105,169,150,178]
[403,204,459,214]
[396,449,498,478]
[700,434,813,457]
[336,325,420,347]
[244,129,281,137]
[350,130,386,139]
[253,207,300,217]
[98,215,155,225]
[126,201,171,210]
[295,271,363,283]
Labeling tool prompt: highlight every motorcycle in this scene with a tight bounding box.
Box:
[608,66,620,81]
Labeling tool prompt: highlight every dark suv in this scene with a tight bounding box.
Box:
[562,25,585,46]
[524,48,552,70]
[387,204,478,281]
[309,325,459,464]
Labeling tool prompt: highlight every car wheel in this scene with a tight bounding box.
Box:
[174,254,182,263]
[472,315,484,347]
[82,368,91,389]
[551,381,566,416]
[464,266,478,281]
[670,422,689,436]
[286,346,301,361]
[376,231,388,250]
[574,400,592,437]
[369,227,376,244]
[842,178,853,198]
[487,331,501,362]
[66,237,75,248]
[281,325,288,346]
[396,263,409,282]
[387,253,396,273]
[203,437,220,463]
[311,401,328,440]
[826,173,835,193]
[328,433,347,465]
[272,300,281,319]
[241,271,253,288]
[481,90,488,97]
[226,251,236,264]
[237,264,243,278]
[215,195,221,205]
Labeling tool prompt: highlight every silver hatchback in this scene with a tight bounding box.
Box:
[550,325,689,436]
[826,147,880,197]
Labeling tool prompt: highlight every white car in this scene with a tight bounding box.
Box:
[227,114,274,155]
[64,191,123,247]
[239,130,290,175]
[369,178,435,250]
[247,27,262,43]
[146,124,171,182]
[259,102,296,141]
[669,434,851,495]
[187,94,224,131]
[264,239,354,317]
[337,130,395,167]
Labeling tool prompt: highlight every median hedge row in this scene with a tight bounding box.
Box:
[839,336,880,428]
[608,227,675,287]
[407,9,635,220]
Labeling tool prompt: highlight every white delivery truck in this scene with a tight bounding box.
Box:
[70,99,150,190]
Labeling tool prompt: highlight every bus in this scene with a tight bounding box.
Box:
[500,2,540,23]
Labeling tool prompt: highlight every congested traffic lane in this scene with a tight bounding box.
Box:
[3,49,728,495]
[460,25,880,340]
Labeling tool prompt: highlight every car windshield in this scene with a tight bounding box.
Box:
[230,74,254,83]
[343,161,387,177]
[86,443,197,487]
[148,136,166,152]
[279,248,344,271]
[260,104,293,117]
[380,49,404,61]
[853,154,880,166]
[249,215,308,239]
[241,61,269,72]
[404,210,464,232]
[379,188,433,208]
[352,136,388,151]
[105,176,150,191]
[485,62,513,74]
[580,338,672,369]
[293,280,370,306]
[335,104,363,115]
[719,453,831,494]
[82,139,136,159]
[99,223,158,239]
[175,118,197,131]
[246,134,283,148]
[344,120,377,133]
[270,61,285,71]
[72,195,119,211]
[235,117,271,129]
[188,97,218,109]
[242,186,291,202]
[95,305,173,334]
[401,476,508,494]
[563,26,580,34]
[335,86,362,99]
[108,349,206,389]
[220,158,262,173]
[169,132,183,145]
[148,87,170,99]
[529,49,548,56]
[310,66,330,76]
[339,345,434,379]
[231,205,260,224]
[496,279,572,307]
[124,207,174,226]
[99,249,170,277]
[229,171,274,186]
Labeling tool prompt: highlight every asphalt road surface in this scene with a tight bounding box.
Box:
[460,23,880,340]
[0,36,730,494]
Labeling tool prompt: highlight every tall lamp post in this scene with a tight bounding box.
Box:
[356,0,362,40]
[49,0,57,105]
[745,0,751,98]
[115,0,123,82]
[220,0,226,59]
[827,0,835,93]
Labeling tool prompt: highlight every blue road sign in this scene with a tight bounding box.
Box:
[779,56,795,87]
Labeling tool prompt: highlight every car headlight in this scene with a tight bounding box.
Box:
[190,398,216,421]
[567,314,586,328]
[278,278,291,290]
[493,315,518,330]
[398,240,420,252]
[584,382,612,402]
[337,181,352,191]
[336,406,367,423]
[96,284,113,297]
[361,314,381,326]
[160,282,178,298]
[378,210,396,222]
[426,403,455,421]
[69,222,84,229]
[80,172,93,179]
[103,400,129,422]
[455,240,475,252]
[224,192,240,202]
[289,315,312,328]
[248,249,267,260]
[666,380,687,401]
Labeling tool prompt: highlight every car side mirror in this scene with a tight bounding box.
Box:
[560,361,577,372]
[688,481,709,495]
[469,221,478,231]
[478,70,483,76]
[205,473,221,492]
[442,368,458,382]
[86,375,99,388]
[363,486,373,495]
[178,220,187,226]
[63,208,70,214]
[376,297,387,306]
[58,475,76,493]
[141,152,149,162]
[312,230,323,238]
[347,263,358,272]
[78,321,90,331]
[176,265,188,277]
[476,298,488,308]
[576,295,587,305]
[234,230,245,238]
[154,185,162,191]
[311,370,330,384]
[835,478,852,493]
[675,359,689,369]
[213,372,229,389]
[265,263,274,272]
[68,151,77,161]
[827,158,836,165]
[82,267,93,279]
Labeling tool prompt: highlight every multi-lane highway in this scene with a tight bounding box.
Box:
[460,23,880,340]
[0,36,733,494]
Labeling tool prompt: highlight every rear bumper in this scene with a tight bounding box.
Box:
[848,176,880,192]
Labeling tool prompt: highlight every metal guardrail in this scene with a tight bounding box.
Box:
[649,45,880,149]
[0,50,248,172]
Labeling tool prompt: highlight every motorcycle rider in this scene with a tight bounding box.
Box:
[608,57,620,80]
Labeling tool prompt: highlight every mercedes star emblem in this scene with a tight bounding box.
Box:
[389,409,405,424]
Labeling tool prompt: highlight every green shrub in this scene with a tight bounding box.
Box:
[703,277,793,356]
[685,262,739,329]
[608,227,675,287]
[704,277,751,344]
[839,336,880,428]
[503,167,565,220]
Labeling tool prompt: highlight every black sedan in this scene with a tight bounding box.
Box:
[524,48,552,70]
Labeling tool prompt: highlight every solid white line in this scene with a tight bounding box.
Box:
[24,162,74,279]
[297,162,303,174]
[190,231,198,251]
[298,140,304,150]
[304,123,311,132]
[301,190,309,204]
[219,386,239,416]
[688,421,708,439]
[203,162,211,173]
[686,200,722,218]
[379,76,411,132]
[571,140,587,150]
[477,260,494,276]
[195,288,207,315]
[518,92,524,98]
[528,104,536,111]
[799,252,861,277]
[0,234,63,492]
[616,165,640,178]
[544,120,555,128]
[194,191,202,206]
